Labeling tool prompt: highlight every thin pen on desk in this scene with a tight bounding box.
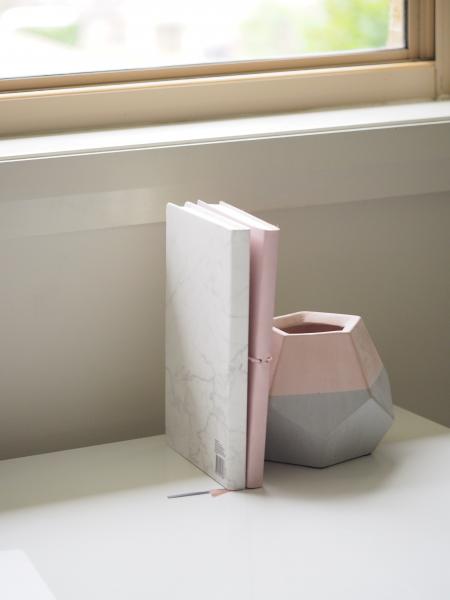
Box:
[167,490,211,499]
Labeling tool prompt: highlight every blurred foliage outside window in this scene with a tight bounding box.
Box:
[0,0,405,79]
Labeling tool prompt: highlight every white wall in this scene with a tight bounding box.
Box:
[268,193,450,429]
[1,115,449,459]
[0,223,165,459]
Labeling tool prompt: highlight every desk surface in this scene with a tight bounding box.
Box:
[0,407,449,600]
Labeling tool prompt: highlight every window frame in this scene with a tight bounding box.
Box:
[0,0,446,138]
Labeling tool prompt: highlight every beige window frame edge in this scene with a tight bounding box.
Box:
[0,0,446,139]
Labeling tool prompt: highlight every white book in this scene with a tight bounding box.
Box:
[165,202,250,490]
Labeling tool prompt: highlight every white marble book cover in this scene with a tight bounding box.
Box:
[165,203,250,490]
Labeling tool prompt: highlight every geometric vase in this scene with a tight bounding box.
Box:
[265,311,394,468]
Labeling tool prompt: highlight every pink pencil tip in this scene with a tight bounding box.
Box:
[210,488,231,497]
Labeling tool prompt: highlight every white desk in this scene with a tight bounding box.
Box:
[0,407,449,600]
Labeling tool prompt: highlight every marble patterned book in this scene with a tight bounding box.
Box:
[165,202,250,490]
[197,201,280,488]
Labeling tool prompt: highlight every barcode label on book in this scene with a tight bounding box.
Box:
[214,439,226,478]
[215,454,225,478]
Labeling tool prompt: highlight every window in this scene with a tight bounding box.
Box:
[1,0,408,80]
[0,1,447,137]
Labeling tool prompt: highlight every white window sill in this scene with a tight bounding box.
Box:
[1,100,450,239]
[1,100,450,162]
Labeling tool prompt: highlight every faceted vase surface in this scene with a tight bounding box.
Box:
[266,311,394,468]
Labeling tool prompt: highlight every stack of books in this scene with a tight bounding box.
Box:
[165,201,279,490]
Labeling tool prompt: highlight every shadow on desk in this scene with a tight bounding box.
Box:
[260,451,396,501]
[0,435,206,512]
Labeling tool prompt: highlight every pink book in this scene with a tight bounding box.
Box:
[198,201,279,488]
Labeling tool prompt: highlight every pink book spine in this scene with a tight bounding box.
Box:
[246,230,279,488]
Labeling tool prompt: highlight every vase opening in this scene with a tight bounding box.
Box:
[279,322,344,334]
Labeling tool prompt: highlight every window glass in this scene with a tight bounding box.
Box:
[0,0,406,79]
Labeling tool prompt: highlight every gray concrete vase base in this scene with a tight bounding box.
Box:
[265,311,394,468]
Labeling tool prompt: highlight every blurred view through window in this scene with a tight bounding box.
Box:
[0,0,406,79]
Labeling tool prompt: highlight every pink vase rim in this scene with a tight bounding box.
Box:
[273,311,361,336]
